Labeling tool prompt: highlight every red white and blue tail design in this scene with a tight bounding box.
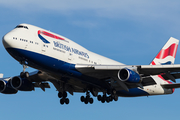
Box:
[150,37,179,65]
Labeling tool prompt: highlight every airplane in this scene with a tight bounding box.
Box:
[1,23,180,105]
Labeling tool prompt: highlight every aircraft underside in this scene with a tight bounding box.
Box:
[4,47,155,104]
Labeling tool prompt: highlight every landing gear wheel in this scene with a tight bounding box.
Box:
[58,92,63,98]
[20,72,24,78]
[101,97,105,103]
[63,91,67,98]
[81,96,85,102]
[97,95,101,101]
[60,98,65,105]
[84,98,89,104]
[114,95,118,101]
[106,97,110,103]
[103,94,106,101]
[109,96,113,101]
[89,98,93,104]
[107,90,111,95]
[65,98,69,104]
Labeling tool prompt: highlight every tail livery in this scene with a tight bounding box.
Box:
[150,37,179,65]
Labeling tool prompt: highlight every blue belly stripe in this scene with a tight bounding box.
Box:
[6,48,150,97]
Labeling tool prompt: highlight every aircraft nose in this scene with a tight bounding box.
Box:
[2,33,12,48]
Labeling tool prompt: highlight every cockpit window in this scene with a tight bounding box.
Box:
[15,25,28,29]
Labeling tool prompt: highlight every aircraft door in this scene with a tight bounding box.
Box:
[42,44,46,53]
[68,53,73,62]
[24,39,29,49]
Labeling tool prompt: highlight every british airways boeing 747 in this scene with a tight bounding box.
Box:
[1,23,180,105]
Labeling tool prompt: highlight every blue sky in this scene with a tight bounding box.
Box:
[1,1,180,120]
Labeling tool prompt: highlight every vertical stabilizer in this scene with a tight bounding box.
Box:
[150,37,179,65]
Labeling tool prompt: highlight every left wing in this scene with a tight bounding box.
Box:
[76,64,180,78]
[75,64,180,91]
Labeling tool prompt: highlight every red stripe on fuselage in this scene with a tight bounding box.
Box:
[156,43,178,59]
[38,30,65,40]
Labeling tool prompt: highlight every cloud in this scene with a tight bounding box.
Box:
[1,0,180,33]
[1,0,180,19]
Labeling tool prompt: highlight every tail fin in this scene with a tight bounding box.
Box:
[150,37,179,65]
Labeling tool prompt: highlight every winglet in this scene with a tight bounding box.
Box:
[150,37,179,65]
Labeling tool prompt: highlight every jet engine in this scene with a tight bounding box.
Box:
[118,68,141,83]
[11,76,34,91]
[0,80,18,94]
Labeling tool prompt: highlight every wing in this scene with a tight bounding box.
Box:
[75,64,180,78]
[23,71,86,94]
[0,70,88,95]
[27,66,159,94]
[75,64,180,91]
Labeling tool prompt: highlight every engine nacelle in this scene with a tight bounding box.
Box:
[118,68,141,83]
[0,80,18,94]
[11,76,34,91]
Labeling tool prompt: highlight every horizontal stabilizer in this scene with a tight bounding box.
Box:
[161,83,180,89]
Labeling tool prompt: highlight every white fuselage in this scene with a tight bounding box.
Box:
[2,23,173,97]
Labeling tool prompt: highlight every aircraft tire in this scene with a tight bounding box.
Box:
[97,95,101,101]
[101,98,105,103]
[89,98,93,104]
[63,91,67,98]
[84,98,88,104]
[65,98,69,104]
[81,96,85,102]
[109,96,113,101]
[106,97,110,103]
[114,95,118,101]
[60,98,65,105]
[58,92,63,98]
[20,72,25,78]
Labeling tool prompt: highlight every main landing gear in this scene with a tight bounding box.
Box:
[80,89,119,104]
[97,94,118,103]
[97,89,118,103]
[80,92,94,104]
[58,91,70,105]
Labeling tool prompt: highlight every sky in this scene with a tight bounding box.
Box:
[1,0,180,120]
